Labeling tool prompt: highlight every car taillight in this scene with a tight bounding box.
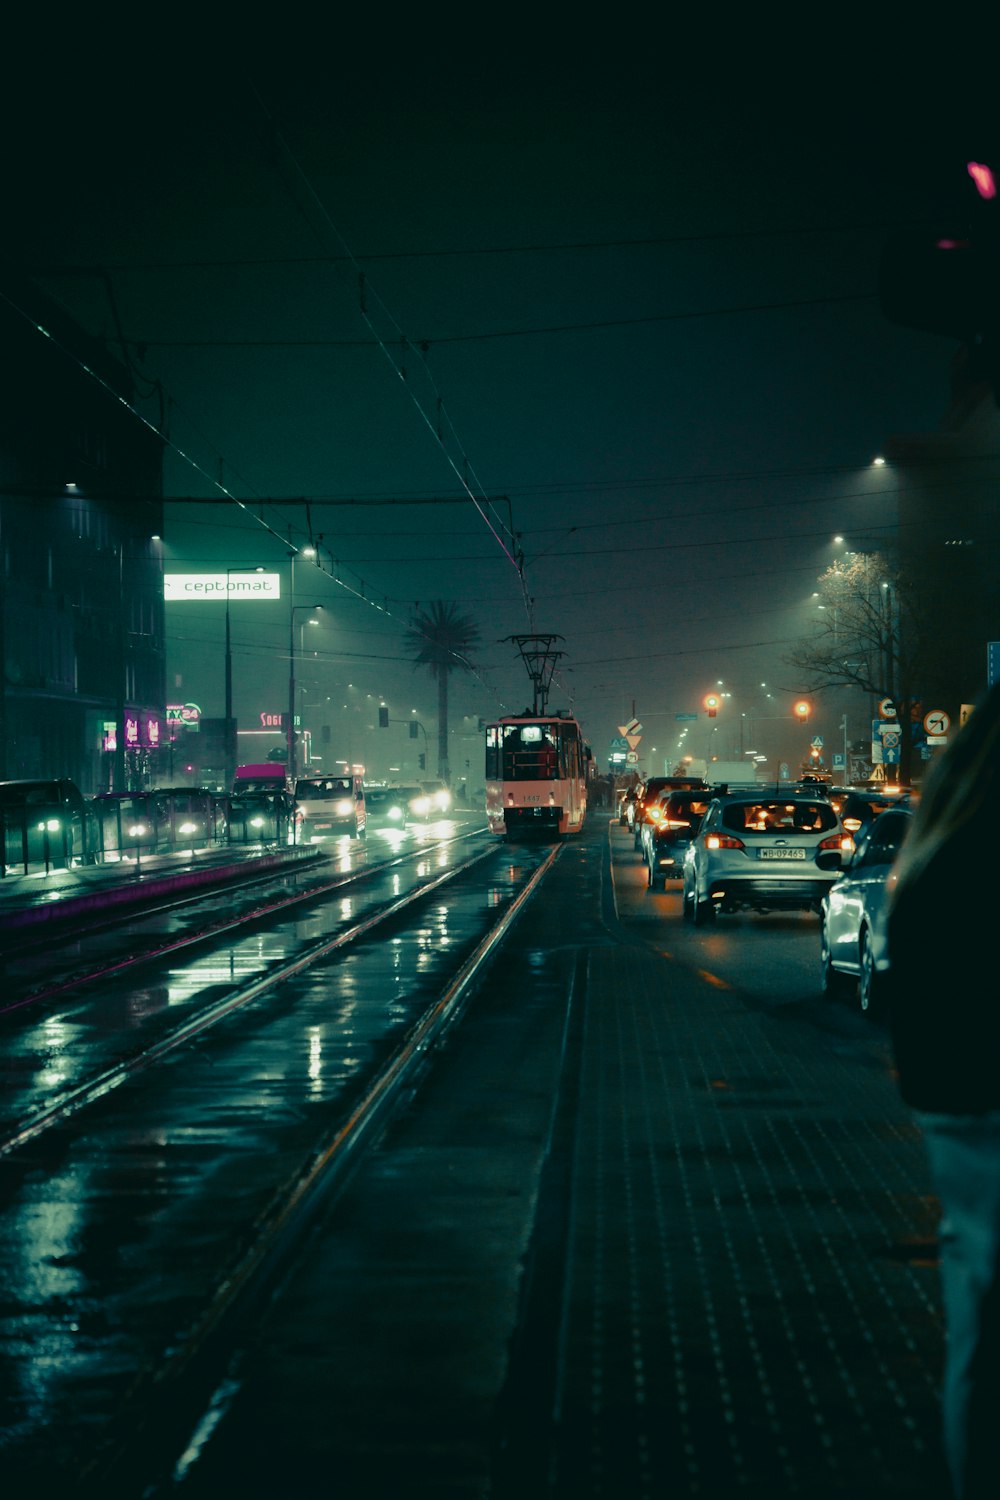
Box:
[818,834,854,852]
[706,834,745,851]
[665,818,691,830]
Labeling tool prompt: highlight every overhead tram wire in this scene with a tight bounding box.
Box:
[245,81,533,626]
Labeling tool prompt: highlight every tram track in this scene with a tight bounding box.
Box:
[0,834,564,1495]
[0,838,496,1158]
[0,827,488,1014]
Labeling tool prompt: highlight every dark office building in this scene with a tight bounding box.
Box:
[887,352,1000,715]
[0,276,166,792]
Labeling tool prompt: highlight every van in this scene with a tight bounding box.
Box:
[293,774,366,841]
[232,763,291,796]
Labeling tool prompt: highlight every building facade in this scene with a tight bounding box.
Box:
[1,276,166,792]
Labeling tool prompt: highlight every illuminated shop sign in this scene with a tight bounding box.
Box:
[167,703,202,730]
[164,573,282,601]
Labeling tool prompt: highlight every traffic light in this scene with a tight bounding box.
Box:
[378,705,389,728]
[409,721,419,739]
[794,700,812,722]
[418,752,426,769]
[879,159,999,385]
[704,693,720,719]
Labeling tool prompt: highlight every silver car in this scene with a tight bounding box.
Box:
[682,791,852,925]
[819,805,913,1013]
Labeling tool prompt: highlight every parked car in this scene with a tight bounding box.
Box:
[682,790,852,924]
[819,805,914,1012]
[0,778,99,871]
[294,774,366,841]
[642,789,713,890]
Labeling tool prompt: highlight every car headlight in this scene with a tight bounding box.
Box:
[413,796,430,815]
[335,799,353,816]
[388,806,403,820]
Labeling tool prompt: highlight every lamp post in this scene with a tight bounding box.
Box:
[288,604,322,780]
[224,565,266,791]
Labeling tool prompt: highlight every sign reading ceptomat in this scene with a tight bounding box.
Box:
[164,573,282,601]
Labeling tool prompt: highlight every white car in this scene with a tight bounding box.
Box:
[819,806,913,1012]
[682,790,852,925]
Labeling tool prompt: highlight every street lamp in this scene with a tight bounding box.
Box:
[289,604,322,779]
[225,565,266,791]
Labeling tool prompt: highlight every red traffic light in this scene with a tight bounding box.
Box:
[794,700,811,720]
[704,693,720,719]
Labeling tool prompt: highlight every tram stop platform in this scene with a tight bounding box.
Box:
[162,815,947,1500]
[0,842,320,943]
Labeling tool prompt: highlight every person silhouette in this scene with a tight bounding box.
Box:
[887,683,1000,1499]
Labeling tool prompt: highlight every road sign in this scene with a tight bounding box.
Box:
[811,736,824,749]
[923,708,950,736]
[609,736,628,751]
[879,698,897,719]
[626,751,639,764]
[618,719,642,737]
[675,713,698,721]
[625,734,642,751]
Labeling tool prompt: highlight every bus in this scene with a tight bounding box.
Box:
[485,712,588,837]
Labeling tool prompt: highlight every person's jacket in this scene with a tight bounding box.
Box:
[886,831,999,1114]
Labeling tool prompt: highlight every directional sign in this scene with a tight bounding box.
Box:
[923,708,950,736]
[675,713,698,721]
[625,734,642,751]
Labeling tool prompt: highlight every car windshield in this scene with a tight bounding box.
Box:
[664,795,711,828]
[295,778,352,798]
[721,800,838,834]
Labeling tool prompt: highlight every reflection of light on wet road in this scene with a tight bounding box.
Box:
[307,1026,323,1097]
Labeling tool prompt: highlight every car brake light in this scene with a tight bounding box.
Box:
[706,833,745,851]
[818,833,854,852]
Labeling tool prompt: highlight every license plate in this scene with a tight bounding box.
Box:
[758,847,806,860]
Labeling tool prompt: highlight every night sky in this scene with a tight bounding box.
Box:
[5,34,989,777]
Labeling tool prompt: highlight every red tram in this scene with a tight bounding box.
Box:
[485,712,588,837]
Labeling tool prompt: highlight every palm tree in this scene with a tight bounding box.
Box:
[404,602,480,785]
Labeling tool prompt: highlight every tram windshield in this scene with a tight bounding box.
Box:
[486,722,580,781]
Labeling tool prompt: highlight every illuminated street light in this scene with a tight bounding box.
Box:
[225,564,266,790]
[289,604,323,779]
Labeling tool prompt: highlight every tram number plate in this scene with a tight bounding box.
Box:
[758,847,805,860]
